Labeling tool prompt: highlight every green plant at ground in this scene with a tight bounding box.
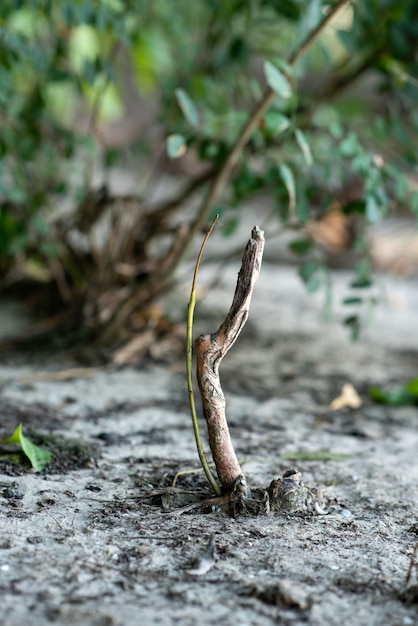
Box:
[369,377,418,406]
[0,423,52,471]
[186,215,221,495]
[0,0,417,346]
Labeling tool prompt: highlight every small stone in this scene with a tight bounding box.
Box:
[85,483,102,492]
[2,484,25,500]
[269,469,307,513]
[27,536,43,544]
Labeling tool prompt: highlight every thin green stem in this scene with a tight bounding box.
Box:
[186,215,221,495]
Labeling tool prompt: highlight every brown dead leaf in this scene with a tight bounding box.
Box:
[370,227,418,276]
[329,383,362,410]
[306,207,353,253]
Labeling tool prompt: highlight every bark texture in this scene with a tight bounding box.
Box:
[195,226,265,490]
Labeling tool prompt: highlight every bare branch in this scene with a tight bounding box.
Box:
[195,226,265,490]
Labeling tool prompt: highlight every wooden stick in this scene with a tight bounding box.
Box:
[195,226,265,491]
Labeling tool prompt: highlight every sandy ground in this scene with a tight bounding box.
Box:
[0,250,418,626]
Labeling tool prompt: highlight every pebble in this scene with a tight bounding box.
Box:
[2,486,25,500]
[327,505,354,519]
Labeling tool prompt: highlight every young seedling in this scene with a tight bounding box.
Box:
[0,424,51,471]
[186,215,222,496]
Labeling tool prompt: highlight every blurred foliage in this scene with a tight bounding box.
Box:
[370,377,418,406]
[0,0,418,346]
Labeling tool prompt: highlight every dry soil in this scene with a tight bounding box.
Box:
[0,258,417,626]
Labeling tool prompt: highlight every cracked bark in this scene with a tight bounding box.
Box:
[195,226,265,491]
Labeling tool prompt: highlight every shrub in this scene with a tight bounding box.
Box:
[1,0,417,346]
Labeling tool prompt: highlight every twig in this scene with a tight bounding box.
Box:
[17,368,97,384]
[146,167,216,219]
[171,465,214,488]
[195,226,265,490]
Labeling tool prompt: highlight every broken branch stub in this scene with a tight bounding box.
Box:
[195,226,265,491]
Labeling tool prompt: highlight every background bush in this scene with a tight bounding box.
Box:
[1,0,417,347]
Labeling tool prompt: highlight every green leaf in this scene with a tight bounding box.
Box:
[350,258,372,289]
[175,88,199,127]
[31,214,49,236]
[294,129,313,166]
[350,278,372,289]
[383,163,408,201]
[344,314,360,340]
[295,192,310,224]
[312,105,340,129]
[370,377,418,407]
[289,238,313,255]
[262,112,290,137]
[342,297,363,305]
[411,192,418,217]
[405,378,418,395]
[283,450,349,462]
[166,134,187,159]
[264,61,292,99]
[296,0,322,42]
[271,58,295,78]
[365,194,381,224]
[369,384,418,407]
[299,260,321,293]
[0,424,52,471]
[278,163,296,211]
[337,28,355,52]
[339,132,362,158]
